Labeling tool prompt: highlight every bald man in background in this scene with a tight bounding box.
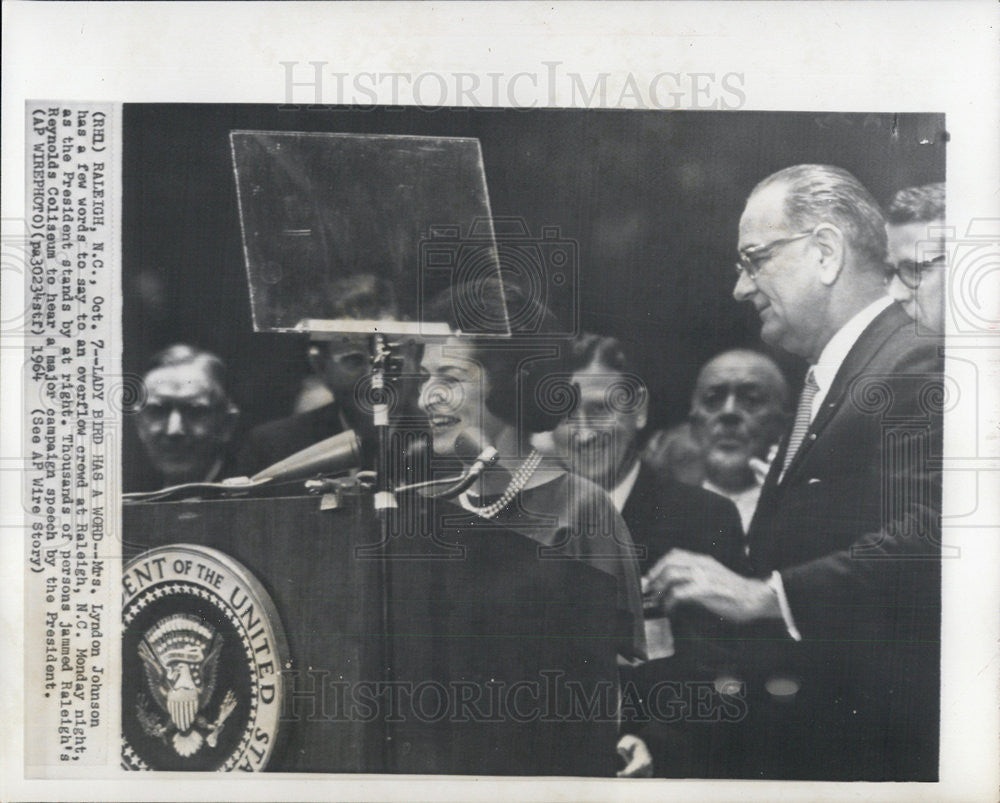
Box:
[645,350,790,533]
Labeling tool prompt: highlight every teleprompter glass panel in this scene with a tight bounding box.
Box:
[230,131,509,337]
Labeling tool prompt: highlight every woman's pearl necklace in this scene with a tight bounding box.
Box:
[458,449,542,520]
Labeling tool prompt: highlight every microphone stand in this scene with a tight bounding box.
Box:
[393,446,499,500]
[367,331,394,773]
[370,333,398,514]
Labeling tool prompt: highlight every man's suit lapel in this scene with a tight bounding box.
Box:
[749,304,910,565]
[753,447,784,514]
[778,303,911,485]
[622,463,654,524]
[621,464,661,572]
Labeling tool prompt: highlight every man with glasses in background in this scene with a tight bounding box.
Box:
[235,274,425,477]
[885,182,947,332]
[132,344,240,490]
[235,335,376,476]
[644,164,943,780]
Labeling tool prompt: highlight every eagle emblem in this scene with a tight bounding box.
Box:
[136,613,236,757]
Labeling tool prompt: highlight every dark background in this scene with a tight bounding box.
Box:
[123,105,945,473]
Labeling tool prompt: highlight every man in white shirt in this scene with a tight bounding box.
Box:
[645,164,943,780]
[689,350,789,532]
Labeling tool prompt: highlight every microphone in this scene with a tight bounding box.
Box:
[461,445,500,486]
[394,430,499,498]
[250,429,362,483]
[454,430,499,471]
[436,430,499,499]
[122,430,363,503]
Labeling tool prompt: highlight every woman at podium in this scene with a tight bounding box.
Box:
[416,278,646,663]
[367,277,645,775]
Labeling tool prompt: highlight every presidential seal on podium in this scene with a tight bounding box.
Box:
[122,545,288,771]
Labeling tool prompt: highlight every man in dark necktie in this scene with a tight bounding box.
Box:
[645,164,943,780]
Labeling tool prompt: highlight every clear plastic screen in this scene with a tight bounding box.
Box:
[230,131,509,337]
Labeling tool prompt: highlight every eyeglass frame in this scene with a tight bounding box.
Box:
[135,398,230,427]
[885,253,947,291]
[734,228,817,280]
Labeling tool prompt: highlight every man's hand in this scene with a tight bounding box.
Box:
[643,548,781,624]
[616,733,653,778]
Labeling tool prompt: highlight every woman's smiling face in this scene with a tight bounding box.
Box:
[418,338,505,458]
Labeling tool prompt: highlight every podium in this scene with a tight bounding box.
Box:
[123,490,621,775]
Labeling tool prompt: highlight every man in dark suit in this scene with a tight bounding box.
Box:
[549,334,747,575]
[644,349,791,533]
[235,271,428,479]
[548,333,747,776]
[235,332,429,484]
[235,335,372,476]
[129,344,240,491]
[646,165,943,780]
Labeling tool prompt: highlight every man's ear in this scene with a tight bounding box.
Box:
[813,224,846,286]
